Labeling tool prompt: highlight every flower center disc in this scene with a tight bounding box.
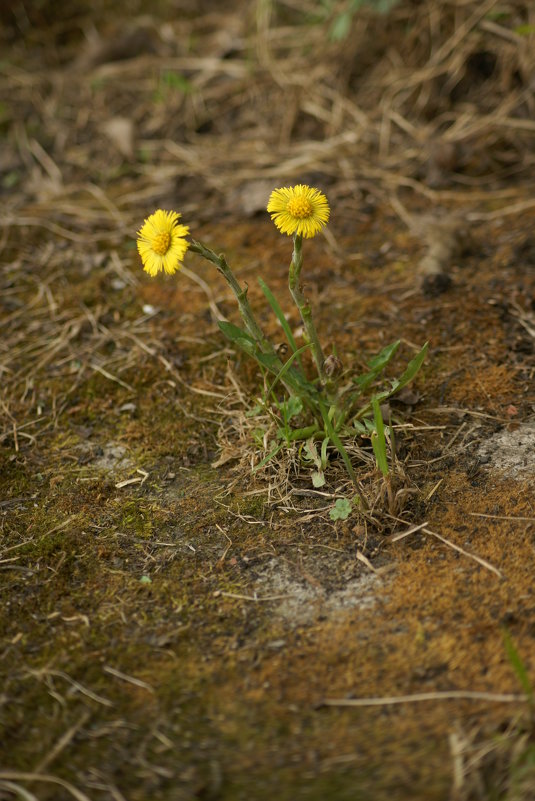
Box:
[152,231,171,255]
[287,197,312,219]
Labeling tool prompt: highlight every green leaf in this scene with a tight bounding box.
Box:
[514,24,535,36]
[353,419,367,435]
[330,11,352,40]
[367,340,401,371]
[329,498,353,521]
[352,340,400,391]
[320,435,329,470]
[217,320,252,343]
[2,170,20,189]
[353,341,427,422]
[389,342,428,395]
[161,70,193,94]
[303,437,319,464]
[260,345,320,408]
[320,400,356,484]
[311,470,326,488]
[375,0,399,12]
[502,628,534,706]
[252,428,266,448]
[303,438,320,467]
[350,0,398,12]
[371,397,389,476]
[245,403,264,418]
[258,278,303,368]
[218,321,257,355]
[331,0,399,41]
[265,342,312,396]
[278,395,303,421]
[288,424,320,441]
[511,745,535,782]
[252,441,285,472]
[251,347,320,405]
[254,350,282,373]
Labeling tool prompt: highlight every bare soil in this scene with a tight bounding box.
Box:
[1,2,535,800]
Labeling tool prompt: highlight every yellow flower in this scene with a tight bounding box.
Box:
[267,184,330,238]
[137,209,190,277]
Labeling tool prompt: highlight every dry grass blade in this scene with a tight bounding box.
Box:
[103,666,154,692]
[448,719,535,801]
[322,691,527,708]
[25,669,113,708]
[469,512,535,522]
[0,773,92,801]
[390,521,429,542]
[33,712,91,774]
[0,782,40,801]
[2,2,535,797]
[422,527,503,578]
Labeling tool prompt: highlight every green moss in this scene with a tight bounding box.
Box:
[116,498,154,538]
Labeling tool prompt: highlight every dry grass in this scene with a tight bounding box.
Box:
[2,0,535,444]
[0,5,531,540]
[449,716,535,800]
[2,2,535,799]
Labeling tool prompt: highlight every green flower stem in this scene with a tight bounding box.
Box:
[190,240,274,355]
[190,239,324,420]
[288,234,326,384]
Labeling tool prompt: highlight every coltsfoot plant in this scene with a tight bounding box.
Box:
[136,185,427,502]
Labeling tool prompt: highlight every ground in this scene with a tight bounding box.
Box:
[1,1,535,799]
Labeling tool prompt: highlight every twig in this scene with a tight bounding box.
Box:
[392,521,502,577]
[103,666,154,692]
[356,550,378,573]
[468,512,535,523]
[0,782,40,801]
[26,669,113,708]
[425,479,443,501]
[213,590,294,602]
[33,711,91,773]
[422,527,502,578]
[390,521,429,542]
[115,469,149,489]
[0,773,92,801]
[89,363,134,392]
[322,690,526,708]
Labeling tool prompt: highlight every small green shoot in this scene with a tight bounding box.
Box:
[330,498,353,521]
[302,437,327,487]
[503,628,534,712]
[371,397,389,476]
[154,70,193,102]
[515,24,535,36]
[330,0,400,41]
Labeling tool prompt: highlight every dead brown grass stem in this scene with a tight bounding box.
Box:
[25,668,113,708]
[468,512,535,523]
[0,782,40,801]
[422,526,503,578]
[33,712,91,775]
[0,773,92,801]
[322,691,526,708]
[102,666,154,692]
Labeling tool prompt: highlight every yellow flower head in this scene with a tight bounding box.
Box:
[137,209,190,277]
[267,184,330,239]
